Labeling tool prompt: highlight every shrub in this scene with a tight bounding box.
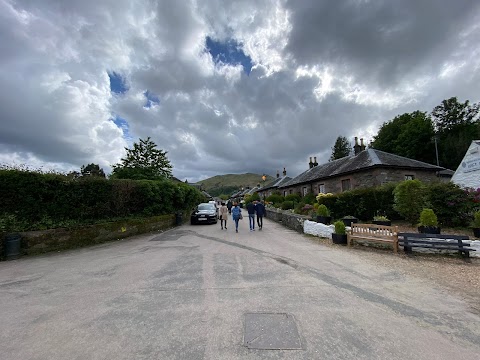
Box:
[266,194,284,204]
[334,220,346,235]
[426,182,474,227]
[419,208,438,227]
[316,204,330,216]
[393,180,427,224]
[285,193,301,203]
[281,201,294,210]
[373,215,390,221]
[302,193,316,205]
[472,211,480,228]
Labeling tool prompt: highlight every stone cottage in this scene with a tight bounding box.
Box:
[279,138,449,196]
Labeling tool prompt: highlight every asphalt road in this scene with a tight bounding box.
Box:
[1,216,479,359]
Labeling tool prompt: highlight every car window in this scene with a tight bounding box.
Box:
[198,204,215,210]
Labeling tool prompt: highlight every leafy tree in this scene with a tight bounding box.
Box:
[431,97,479,133]
[111,137,173,180]
[329,136,352,161]
[371,111,436,164]
[81,163,105,178]
[393,180,427,224]
[431,97,480,170]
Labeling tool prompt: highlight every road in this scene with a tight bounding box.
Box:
[1,215,479,359]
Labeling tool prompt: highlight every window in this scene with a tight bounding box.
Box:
[318,184,325,194]
[283,191,287,197]
[405,175,415,180]
[341,179,351,192]
[303,187,307,196]
[289,190,293,194]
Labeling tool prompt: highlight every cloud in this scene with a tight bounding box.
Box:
[0,0,479,183]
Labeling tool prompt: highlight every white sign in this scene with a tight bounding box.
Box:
[461,157,480,173]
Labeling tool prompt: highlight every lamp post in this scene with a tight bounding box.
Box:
[261,174,267,202]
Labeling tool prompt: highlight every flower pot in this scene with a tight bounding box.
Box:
[342,217,358,227]
[332,233,347,245]
[418,226,441,234]
[316,215,332,225]
[473,228,480,238]
[373,220,391,226]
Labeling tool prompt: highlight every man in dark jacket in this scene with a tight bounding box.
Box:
[246,201,256,231]
[255,200,266,230]
[227,200,233,214]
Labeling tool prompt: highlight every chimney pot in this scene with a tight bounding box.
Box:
[313,156,318,166]
[309,156,313,169]
[355,137,359,145]
[283,167,287,176]
[276,170,279,178]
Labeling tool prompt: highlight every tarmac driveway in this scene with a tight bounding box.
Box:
[1,216,479,359]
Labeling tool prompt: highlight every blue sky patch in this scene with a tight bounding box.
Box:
[108,71,128,94]
[205,36,253,75]
[112,115,133,141]
[144,90,160,108]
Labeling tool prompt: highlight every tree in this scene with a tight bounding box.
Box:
[80,163,106,178]
[329,136,352,161]
[111,137,173,180]
[371,111,436,164]
[431,97,479,133]
[431,97,480,170]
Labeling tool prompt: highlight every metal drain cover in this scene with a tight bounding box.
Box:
[244,313,302,350]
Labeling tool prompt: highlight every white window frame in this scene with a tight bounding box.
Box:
[318,184,325,194]
[405,175,415,180]
[341,179,351,192]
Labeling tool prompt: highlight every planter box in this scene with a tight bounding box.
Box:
[316,215,332,225]
[332,233,347,245]
[473,228,480,238]
[418,226,441,234]
[342,217,358,227]
[373,220,391,226]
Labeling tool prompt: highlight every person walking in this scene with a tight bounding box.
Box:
[219,202,228,230]
[227,200,233,214]
[246,201,256,231]
[255,200,266,230]
[231,203,242,233]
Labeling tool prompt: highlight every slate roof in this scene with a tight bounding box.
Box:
[258,176,292,191]
[280,148,444,188]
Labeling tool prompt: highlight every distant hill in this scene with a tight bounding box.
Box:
[195,173,274,197]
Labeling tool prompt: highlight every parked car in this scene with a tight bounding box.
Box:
[191,203,218,224]
[208,200,219,218]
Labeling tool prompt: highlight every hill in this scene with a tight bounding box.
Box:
[195,173,274,197]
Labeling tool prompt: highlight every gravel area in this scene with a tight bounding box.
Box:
[312,222,480,314]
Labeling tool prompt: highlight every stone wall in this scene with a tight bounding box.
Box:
[265,208,309,233]
[1,214,178,259]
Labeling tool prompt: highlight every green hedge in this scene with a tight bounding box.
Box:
[0,169,205,231]
[315,181,477,227]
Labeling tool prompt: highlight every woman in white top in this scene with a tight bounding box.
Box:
[219,202,229,230]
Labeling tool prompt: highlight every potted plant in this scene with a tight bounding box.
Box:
[342,215,358,227]
[471,210,480,238]
[372,215,391,226]
[418,208,441,234]
[316,204,332,225]
[332,220,347,245]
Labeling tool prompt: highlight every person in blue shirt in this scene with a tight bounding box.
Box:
[246,201,256,231]
[255,200,266,230]
[231,203,242,233]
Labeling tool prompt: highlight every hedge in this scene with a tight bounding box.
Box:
[0,169,205,231]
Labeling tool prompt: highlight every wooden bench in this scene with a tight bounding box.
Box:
[398,233,475,258]
[347,223,399,253]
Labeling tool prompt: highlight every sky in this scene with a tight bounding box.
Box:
[1,0,479,183]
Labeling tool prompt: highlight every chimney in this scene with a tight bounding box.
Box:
[354,136,362,156]
[283,167,287,176]
[360,138,366,151]
[309,157,313,169]
[276,170,279,178]
[313,156,318,167]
